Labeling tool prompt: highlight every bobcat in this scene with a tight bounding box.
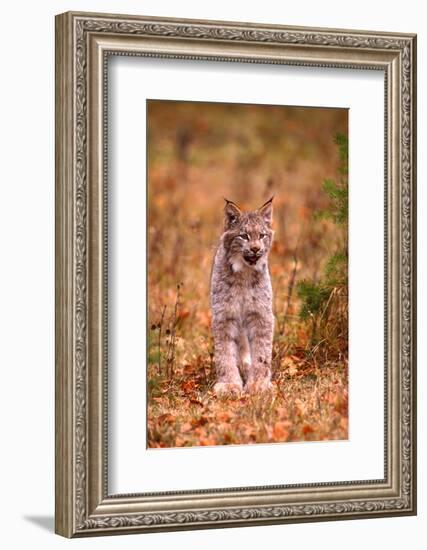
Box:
[210,197,275,396]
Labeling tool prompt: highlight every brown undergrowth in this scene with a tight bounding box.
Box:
[147,100,348,448]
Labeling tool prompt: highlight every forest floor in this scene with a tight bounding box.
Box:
[147,359,348,448]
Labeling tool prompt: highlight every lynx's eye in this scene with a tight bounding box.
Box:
[260,233,267,239]
[239,233,249,241]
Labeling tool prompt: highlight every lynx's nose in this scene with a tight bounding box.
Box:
[250,244,261,254]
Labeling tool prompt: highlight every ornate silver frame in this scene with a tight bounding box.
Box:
[55,11,417,537]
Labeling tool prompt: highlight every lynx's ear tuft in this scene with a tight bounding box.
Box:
[258,196,274,226]
[224,199,242,230]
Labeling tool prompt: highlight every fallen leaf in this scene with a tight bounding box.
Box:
[302,423,314,435]
[199,436,216,446]
[157,413,176,425]
[181,422,192,433]
[181,379,196,393]
[217,411,233,423]
[272,422,290,441]
[191,416,208,427]
[223,433,234,444]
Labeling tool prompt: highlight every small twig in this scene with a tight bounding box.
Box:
[201,356,209,388]
[158,305,166,376]
[279,236,300,336]
[282,251,298,335]
[318,286,337,326]
[272,341,290,377]
[167,283,181,379]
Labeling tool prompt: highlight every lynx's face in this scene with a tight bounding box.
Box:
[222,198,274,271]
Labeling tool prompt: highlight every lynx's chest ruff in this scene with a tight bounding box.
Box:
[224,270,272,320]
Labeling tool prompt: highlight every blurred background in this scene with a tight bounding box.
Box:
[147,99,349,447]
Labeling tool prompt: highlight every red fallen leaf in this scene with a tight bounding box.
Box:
[302,423,314,435]
[181,379,196,393]
[191,416,208,428]
[199,436,216,446]
[157,413,175,424]
[272,422,290,441]
[223,433,234,444]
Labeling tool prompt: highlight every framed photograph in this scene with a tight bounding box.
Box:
[55,11,417,537]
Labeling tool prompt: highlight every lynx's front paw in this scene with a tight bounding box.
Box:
[244,377,272,394]
[214,382,243,398]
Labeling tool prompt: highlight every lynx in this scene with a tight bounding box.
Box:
[210,197,275,396]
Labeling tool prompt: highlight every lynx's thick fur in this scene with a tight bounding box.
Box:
[210,198,275,396]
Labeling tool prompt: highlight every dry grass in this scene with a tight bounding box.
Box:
[147,100,348,448]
